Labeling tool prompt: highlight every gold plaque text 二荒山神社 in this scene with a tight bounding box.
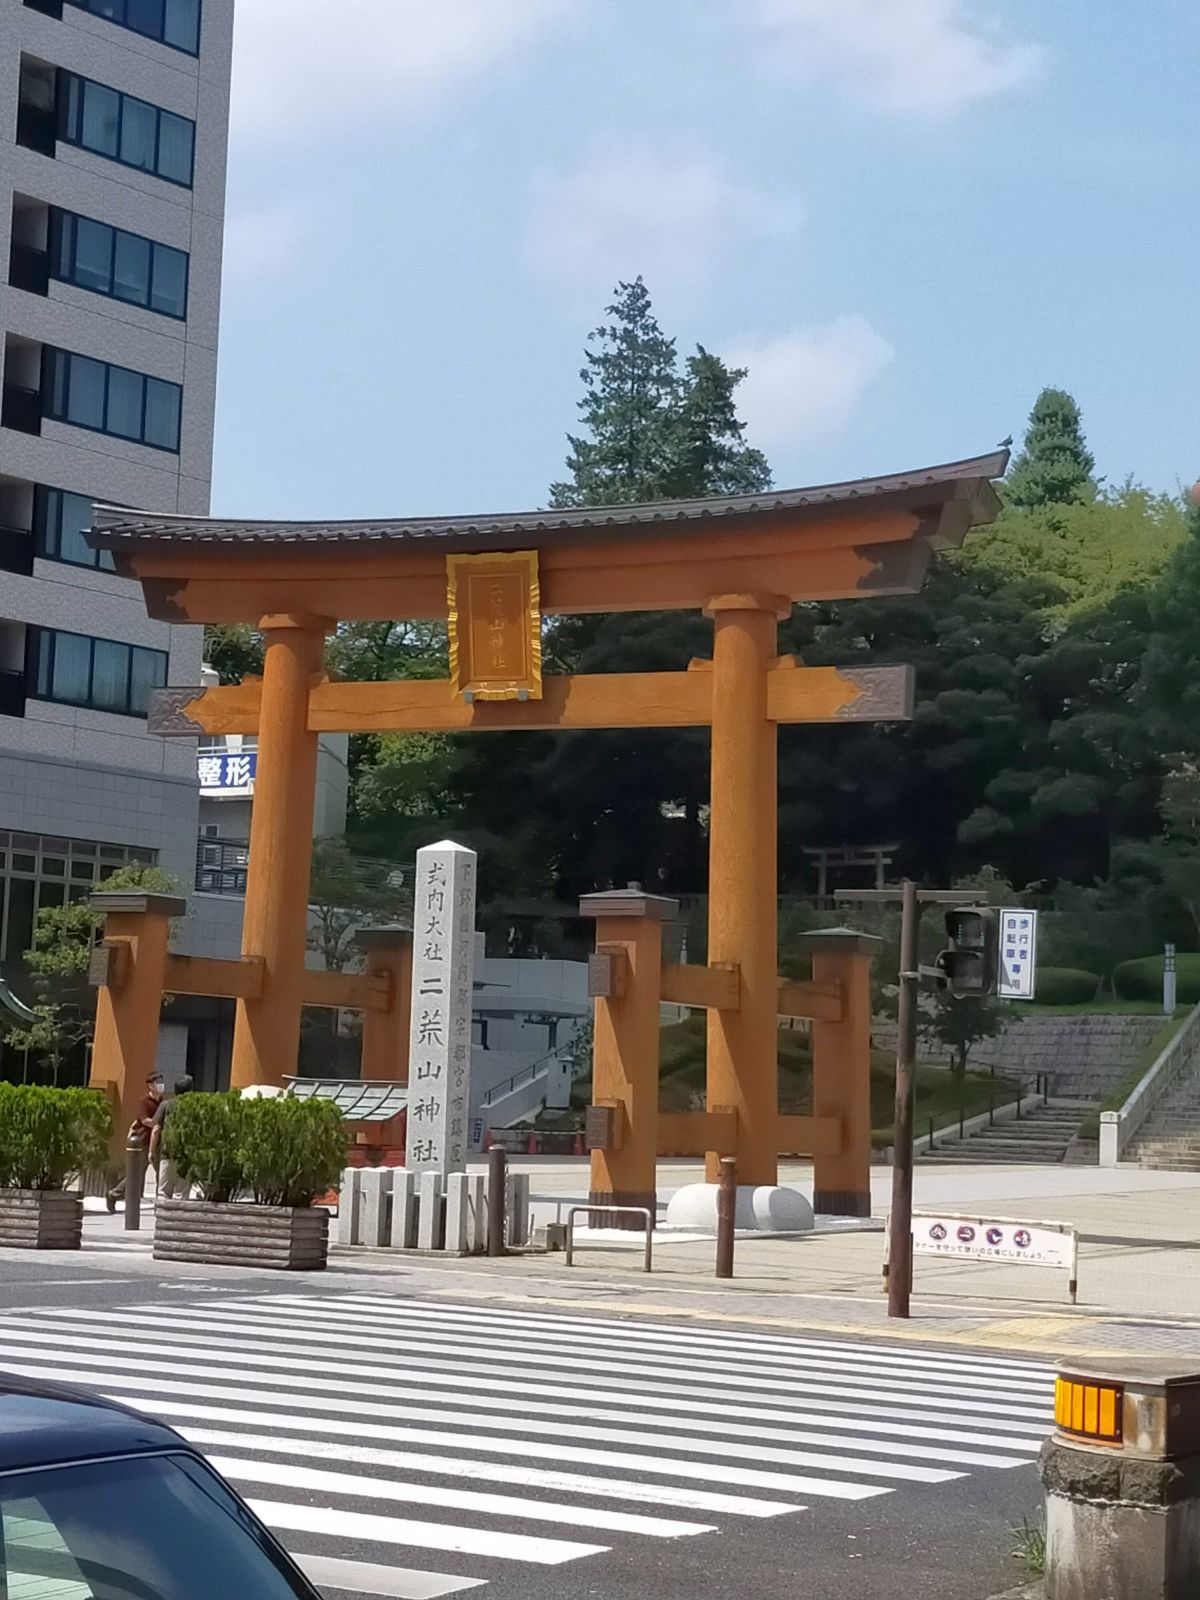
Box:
[446,551,542,701]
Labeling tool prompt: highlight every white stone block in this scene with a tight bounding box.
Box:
[665,1183,814,1232]
[417,1170,443,1250]
[389,1171,417,1249]
[466,1173,487,1253]
[334,1169,361,1246]
[444,1172,470,1253]
[359,1168,391,1248]
[505,1172,530,1247]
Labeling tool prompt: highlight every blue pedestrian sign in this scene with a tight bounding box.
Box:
[998,908,1038,999]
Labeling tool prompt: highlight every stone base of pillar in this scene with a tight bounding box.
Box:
[588,1189,657,1231]
[1041,1437,1200,1600]
[665,1183,814,1233]
[812,1187,872,1218]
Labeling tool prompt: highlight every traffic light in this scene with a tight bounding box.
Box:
[936,907,999,997]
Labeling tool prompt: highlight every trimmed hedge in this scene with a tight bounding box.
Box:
[0,1084,111,1191]
[1034,967,1102,1005]
[164,1092,346,1207]
[1113,954,1200,1004]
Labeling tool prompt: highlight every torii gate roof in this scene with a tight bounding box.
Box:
[89,450,1006,623]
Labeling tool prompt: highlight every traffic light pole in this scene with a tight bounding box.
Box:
[834,882,975,1319]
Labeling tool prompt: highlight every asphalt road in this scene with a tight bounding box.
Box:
[0,1255,1046,1600]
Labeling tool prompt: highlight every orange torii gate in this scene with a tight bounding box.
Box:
[86,453,1004,1217]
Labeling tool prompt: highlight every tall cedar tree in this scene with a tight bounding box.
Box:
[445,279,771,911]
[1005,388,1096,511]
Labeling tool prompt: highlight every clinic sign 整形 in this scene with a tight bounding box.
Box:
[198,749,257,796]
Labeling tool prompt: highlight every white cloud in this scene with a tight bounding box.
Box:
[727,317,895,447]
[222,204,308,279]
[231,0,570,135]
[748,0,1043,117]
[527,146,796,302]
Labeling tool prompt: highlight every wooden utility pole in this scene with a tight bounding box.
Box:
[834,883,975,1318]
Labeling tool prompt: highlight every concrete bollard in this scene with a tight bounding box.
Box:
[359,1168,391,1247]
[505,1172,531,1247]
[390,1171,417,1248]
[334,1168,362,1246]
[417,1170,443,1250]
[1040,1359,1200,1599]
[444,1173,470,1253]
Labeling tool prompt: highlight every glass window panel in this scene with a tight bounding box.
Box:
[86,2,126,20]
[37,880,67,912]
[65,355,106,429]
[164,0,200,52]
[41,857,66,877]
[33,630,53,696]
[119,95,158,172]
[72,216,113,293]
[62,74,84,141]
[143,377,181,450]
[106,366,144,440]
[150,243,188,317]
[49,210,72,280]
[126,0,165,37]
[92,639,130,710]
[69,858,96,881]
[156,111,194,185]
[4,879,35,966]
[50,634,92,703]
[58,493,95,566]
[11,855,36,875]
[130,647,167,712]
[46,349,69,418]
[112,229,151,305]
[80,80,120,157]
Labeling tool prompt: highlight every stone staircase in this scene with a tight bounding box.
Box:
[1128,1066,1200,1171]
[919,1100,1097,1165]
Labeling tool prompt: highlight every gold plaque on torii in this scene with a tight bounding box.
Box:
[446,551,543,702]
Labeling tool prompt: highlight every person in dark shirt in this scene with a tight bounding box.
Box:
[105,1072,164,1212]
[150,1075,194,1201]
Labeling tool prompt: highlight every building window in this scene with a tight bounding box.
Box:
[65,0,201,56]
[42,348,182,453]
[33,486,116,571]
[60,71,195,187]
[26,626,167,716]
[0,830,156,964]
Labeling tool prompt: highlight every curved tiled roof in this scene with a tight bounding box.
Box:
[90,451,1007,550]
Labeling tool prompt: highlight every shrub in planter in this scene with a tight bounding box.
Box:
[0,1083,111,1249]
[1034,967,1102,1005]
[157,1092,347,1270]
[1113,954,1200,1005]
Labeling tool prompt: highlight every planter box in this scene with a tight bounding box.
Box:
[153,1198,330,1271]
[0,1189,83,1250]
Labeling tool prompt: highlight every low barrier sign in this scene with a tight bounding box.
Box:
[885,1209,1078,1303]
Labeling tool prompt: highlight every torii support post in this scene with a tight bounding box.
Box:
[802,928,882,1216]
[355,925,413,1083]
[704,592,790,1186]
[230,614,329,1090]
[581,887,677,1228]
[88,891,186,1164]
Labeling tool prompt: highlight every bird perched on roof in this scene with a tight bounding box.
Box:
[997,435,1013,449]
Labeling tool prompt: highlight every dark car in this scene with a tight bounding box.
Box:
[0,1375,322,1598]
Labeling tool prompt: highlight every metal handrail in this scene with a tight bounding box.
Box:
[1100,1000,1200,1165]
[565,1205,653,1272]
[482,1041,573,1108]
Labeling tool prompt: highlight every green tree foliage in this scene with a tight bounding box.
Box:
[0,1083,110,1190]
[1004,387,1096,512]
[306,836,411,972]
[920,989,1004,1075]
[203,623,263,684]
[1143,489,1200,742]
[164,1092,346,1207]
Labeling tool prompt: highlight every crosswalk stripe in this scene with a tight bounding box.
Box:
[1,1316,1046,1423]
[91,1302,1049,1400]
[83,1381,889,1500]
[207,1452,715,1539]
[237,1295,1054,1387]
[258,1294,1052,1379]
[0,1349,956,1485]
[291,1555,483,1593]
[176,1423,802,1518]
[0,1322,1038,1462]
[292,1554,485,1599]
[244,1497,607,1565]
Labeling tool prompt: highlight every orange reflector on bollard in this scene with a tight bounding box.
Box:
[1055,1375,1123,1445]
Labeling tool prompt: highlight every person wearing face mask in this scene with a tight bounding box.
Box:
[105,1071,164,1213]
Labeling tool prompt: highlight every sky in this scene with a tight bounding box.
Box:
[210,0,1200,520]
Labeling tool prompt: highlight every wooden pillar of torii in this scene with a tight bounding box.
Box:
[85,452,1005,1197]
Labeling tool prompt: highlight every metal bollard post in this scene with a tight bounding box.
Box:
[487,1146,507,1257]
[124,1139,145,1231]
[715,1156,736,1279]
